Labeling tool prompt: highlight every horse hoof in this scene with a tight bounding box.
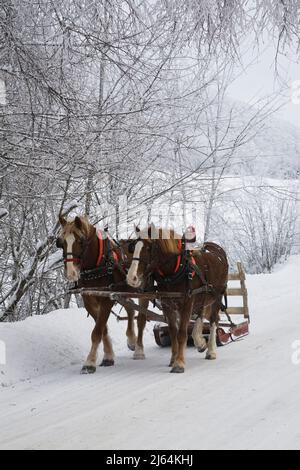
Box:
[198,346,207,353]
[206,353,217,361]
[127,342,136,352]
[170,366,185,374]
[81,365,96,375]
[133,353,146,360]
[100,359,115,367]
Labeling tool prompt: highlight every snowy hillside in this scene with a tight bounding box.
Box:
[237,115,300,178]
[185,98,300,179]
[0,256,300,450]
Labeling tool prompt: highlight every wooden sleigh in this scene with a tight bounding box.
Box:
[153,262,250,347]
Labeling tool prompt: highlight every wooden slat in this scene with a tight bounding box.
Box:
[227,288,245,296]
[237,262,250,320]
[228,273,243,281]
[226,307,245,315]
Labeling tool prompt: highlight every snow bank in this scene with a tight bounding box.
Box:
[0,307,155,387]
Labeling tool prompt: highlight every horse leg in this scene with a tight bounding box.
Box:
[206,301,220,361]
[192,317,207,353]
[167,314,179,368]
[163,302,179,368]
[133,299,148,360]
[125,306,137,352]
[206,323,217,360]
[81,300,113,374]
[100,325,115,367]
[171,300,193,374]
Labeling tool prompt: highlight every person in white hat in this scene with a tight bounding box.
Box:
[184,225,197,251]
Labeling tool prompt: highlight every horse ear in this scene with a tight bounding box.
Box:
[150,222,157,234]
[59,214,67,227]
[75,216,82,230]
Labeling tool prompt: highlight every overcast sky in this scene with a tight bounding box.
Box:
[228,39,300,129]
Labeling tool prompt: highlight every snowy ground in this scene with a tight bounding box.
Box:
[0,256,300,450]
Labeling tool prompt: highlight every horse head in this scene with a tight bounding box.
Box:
[57,215,96,282]
[126,224,161,288]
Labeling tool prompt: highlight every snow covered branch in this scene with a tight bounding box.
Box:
[0,202,78,322]
[0,208,8,220]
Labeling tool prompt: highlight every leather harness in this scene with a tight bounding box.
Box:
[64,231,122,282]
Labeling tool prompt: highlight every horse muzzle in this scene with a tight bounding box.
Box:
[126,273,142,289]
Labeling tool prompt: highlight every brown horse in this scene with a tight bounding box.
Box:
[57,215,148,374]
[127,225,229,373]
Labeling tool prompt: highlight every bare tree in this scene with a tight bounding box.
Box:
[1,0,300,320]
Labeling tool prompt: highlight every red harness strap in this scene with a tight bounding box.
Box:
[190,257,196,278]
[65,231,119,268]
[174,239,183,273]
[96,231,119,266]
[64,258,81,264]
[96,231,104,267]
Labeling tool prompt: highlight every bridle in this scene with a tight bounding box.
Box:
[131,239,159,278]
[64,253,82,265]
[60,230,125,284]
[132,256,149,265]
[62,232,103,270]
[63,237,87,267]
[131,239,146,264]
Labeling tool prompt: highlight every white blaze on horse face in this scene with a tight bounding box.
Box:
[127,241,144,288]
[65,233,80,282]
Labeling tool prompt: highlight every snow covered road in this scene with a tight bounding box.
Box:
[0,257,300,450]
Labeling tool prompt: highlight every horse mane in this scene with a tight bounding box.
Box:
[154,228,182,255]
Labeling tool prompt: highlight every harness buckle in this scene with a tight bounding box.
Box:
[107,266,114,275]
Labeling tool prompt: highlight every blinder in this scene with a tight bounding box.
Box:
[56,237,64,249]
[128,240,137,254]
